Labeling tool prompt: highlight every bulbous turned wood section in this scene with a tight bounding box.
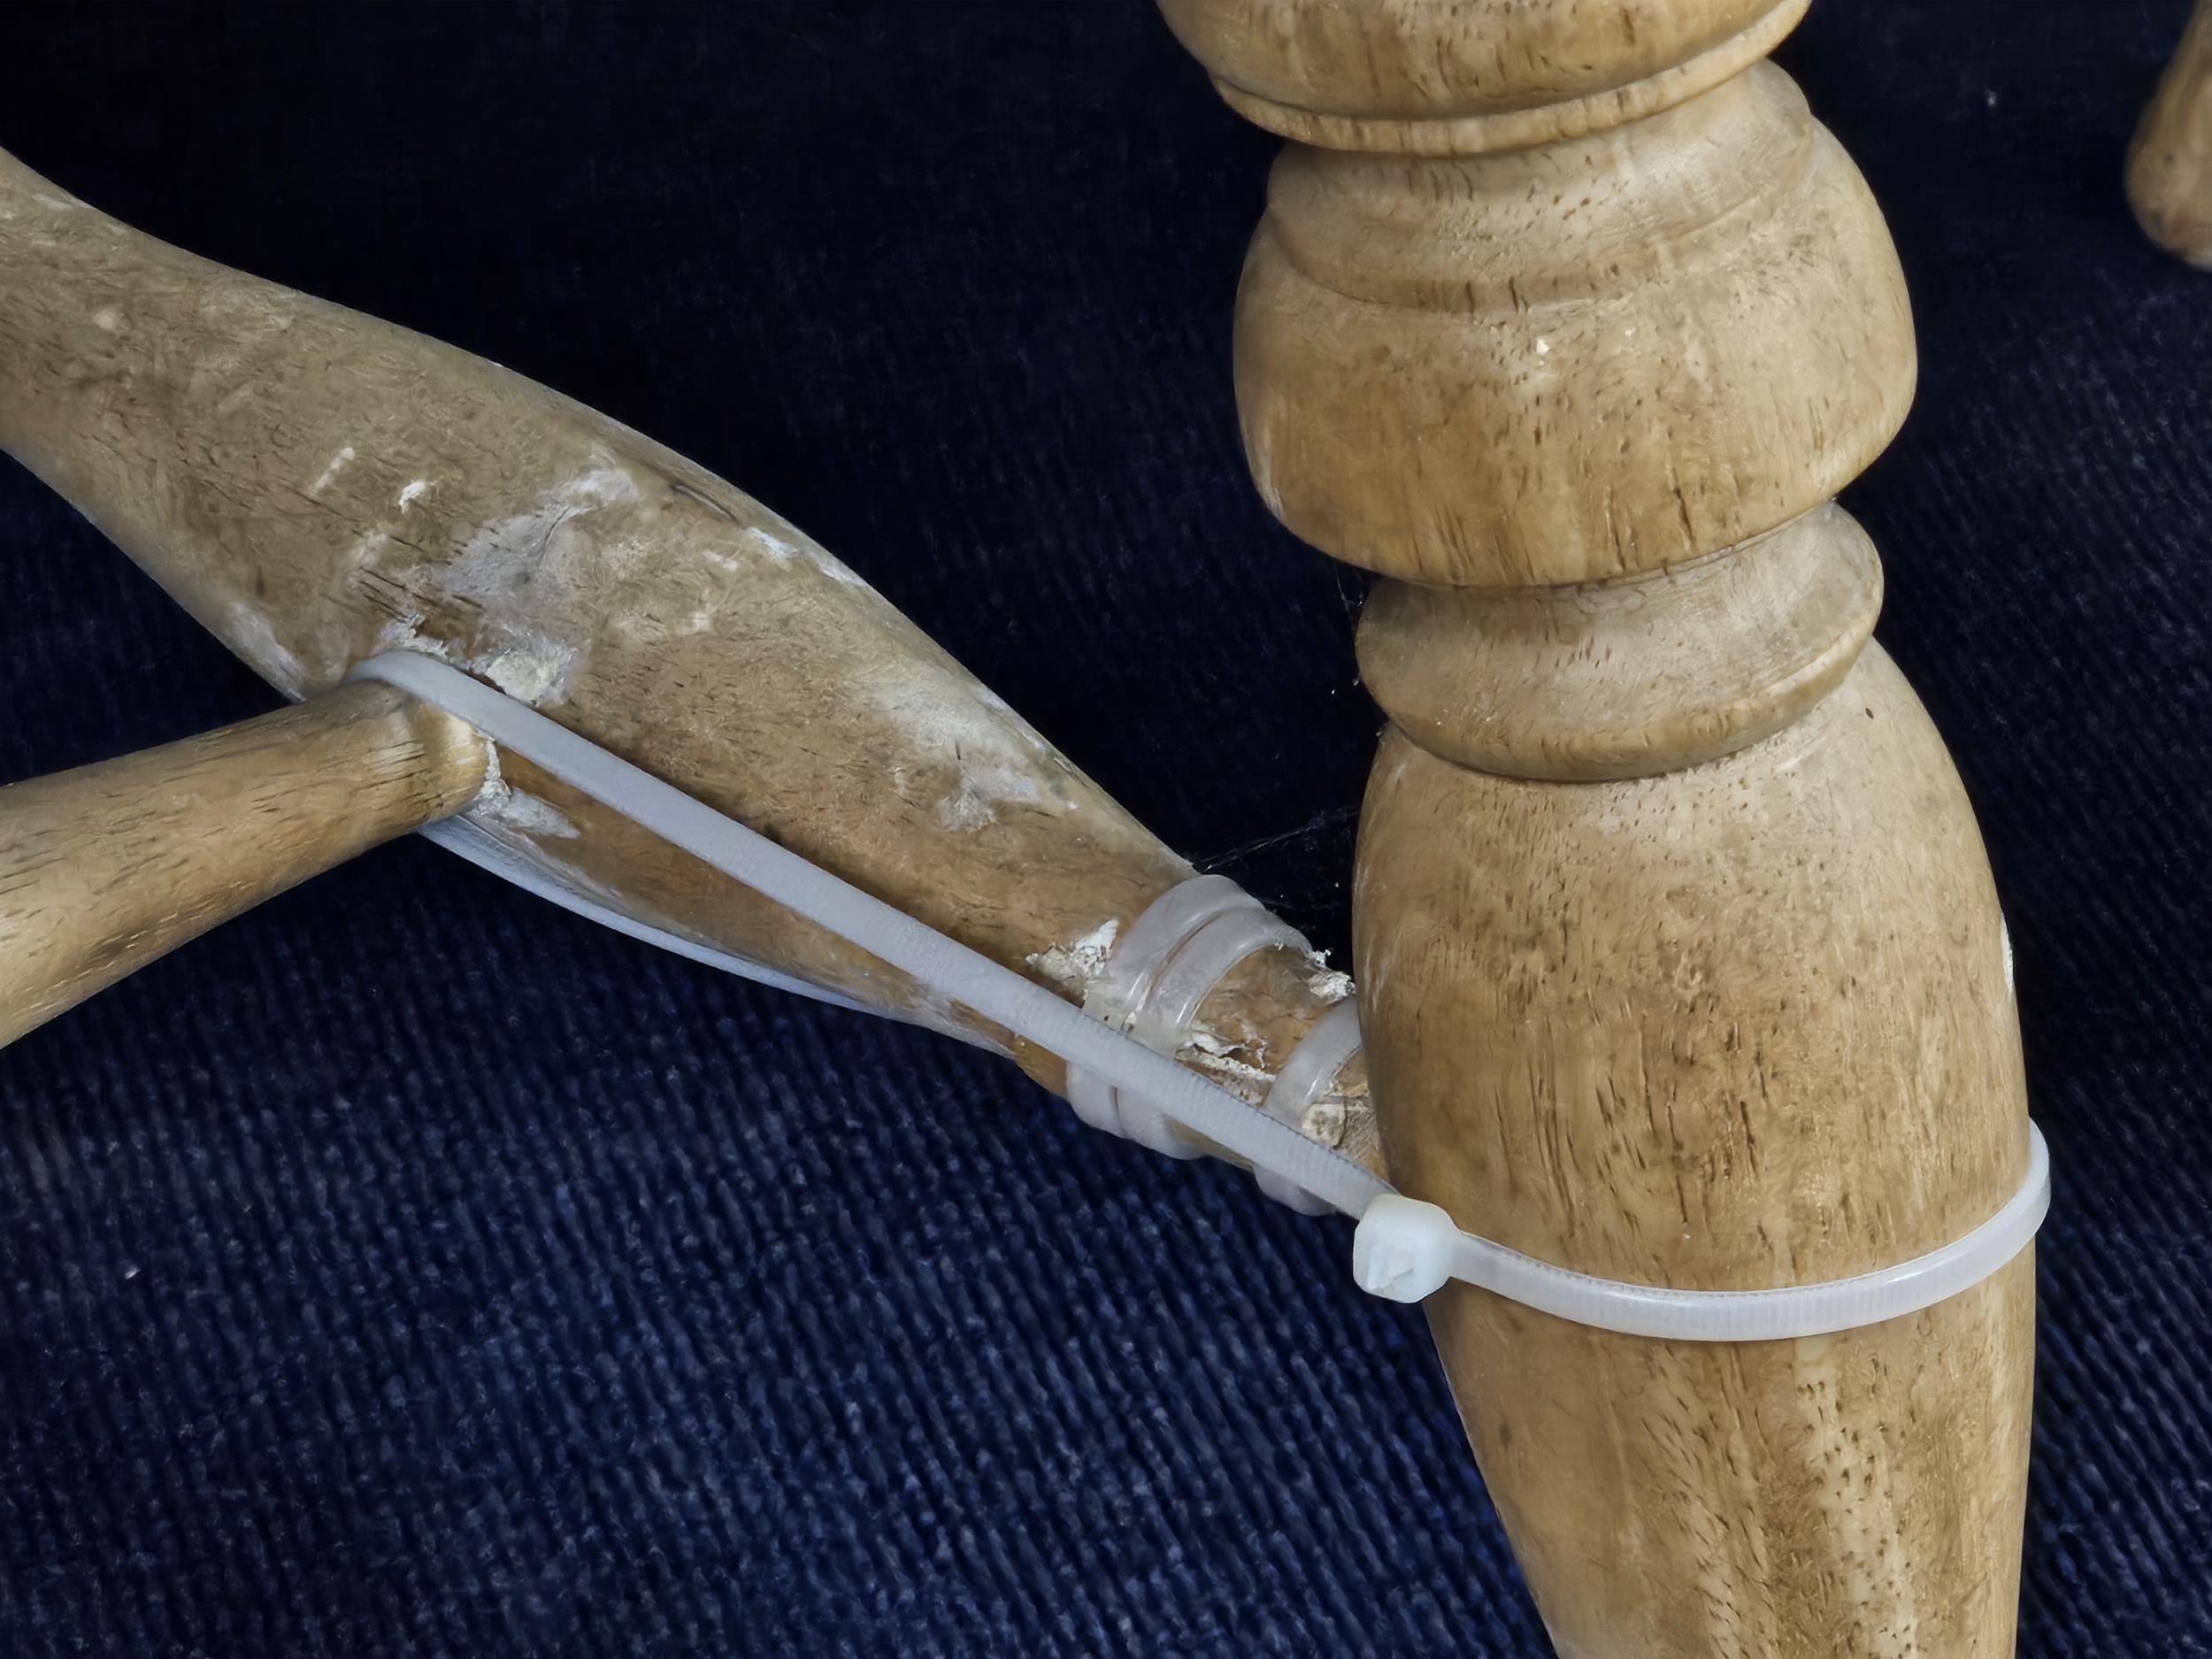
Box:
[1157,0,1811,154]
[1166,0,2036,1653]
[1233,64,1916,587]
[1357,504,1882,780]
[1356,648,2033,1655]
[2129,0,2212,269]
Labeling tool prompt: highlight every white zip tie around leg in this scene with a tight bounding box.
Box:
[1065,873,1354,1214]
[349,652,2050,1343]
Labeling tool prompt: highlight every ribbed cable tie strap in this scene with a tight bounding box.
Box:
[348,652,2050,1342]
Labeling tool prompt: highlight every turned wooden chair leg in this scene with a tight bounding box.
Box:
[0,684,488,1046]
[1160,2,2035,1653]
[2131,0,2212,267]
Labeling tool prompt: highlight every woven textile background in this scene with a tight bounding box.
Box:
[4,4,2208,1655]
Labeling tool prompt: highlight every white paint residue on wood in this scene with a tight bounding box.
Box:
[309,445,356,496]
[414,455,647,705]
[812,553,872,588]
[742,526,798,563]
[865,660,1079,833]
[869,674,1060,769]
[729,520,875,593]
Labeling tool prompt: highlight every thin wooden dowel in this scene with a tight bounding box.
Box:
[0,682,488,1046]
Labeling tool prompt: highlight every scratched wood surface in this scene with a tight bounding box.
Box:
[0,147,1374,1175]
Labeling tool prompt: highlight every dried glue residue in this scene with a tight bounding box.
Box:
[1305,966,1354,1004]
[1026,918,1120,995]
[1180,1029,1276,1092]
[1302,1096,1348,1147]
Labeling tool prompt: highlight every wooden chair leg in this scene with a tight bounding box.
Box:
[1160,2,2035,1653]
[2131,0,2212,268]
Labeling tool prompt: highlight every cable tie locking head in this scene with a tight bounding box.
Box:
[1350,1194,1461,1303]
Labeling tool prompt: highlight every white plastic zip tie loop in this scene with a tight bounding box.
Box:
[347,652,1391,1224]
[1352,1125,2051,1339]
[349,652,2051,1343]
[1085,874,1252,1018]
[1065,875,1335,1212]
[422,814,879,1018]
[1067,876,1271,1151]
[1257,1001,1363,1216]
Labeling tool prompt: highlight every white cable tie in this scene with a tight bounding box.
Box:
[349,652,2051,1343]
[1119,906,1307,1159]
[1130,907,1310,1055]
[348,652,1391,1222]
[1067,875,1270,1156]
[1064,877,1255,1139]
[1352,1125,2051,1340]
[1066,876,1319,1185]
[421,815,880,1018]
[1256,1000,1363,1216]
[1087,874,1252,1016]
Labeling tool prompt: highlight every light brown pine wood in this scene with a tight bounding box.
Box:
[1164,2,2036,1654]
[2129,0,2212,268]
[0,147,1375,1176]
[0,684,488,1046]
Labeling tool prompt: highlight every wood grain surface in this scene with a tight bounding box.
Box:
[0,145,1372,1173]
[1165,0,2037,1652]
[0,684,488,1046]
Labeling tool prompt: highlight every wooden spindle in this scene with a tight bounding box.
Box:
[0,146,1375,1171]
[2130,0,2212,268]
[1161,3,2036,1654]
[0,684,488,1046]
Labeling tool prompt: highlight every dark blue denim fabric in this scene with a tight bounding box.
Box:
[2,4,2208,1654]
